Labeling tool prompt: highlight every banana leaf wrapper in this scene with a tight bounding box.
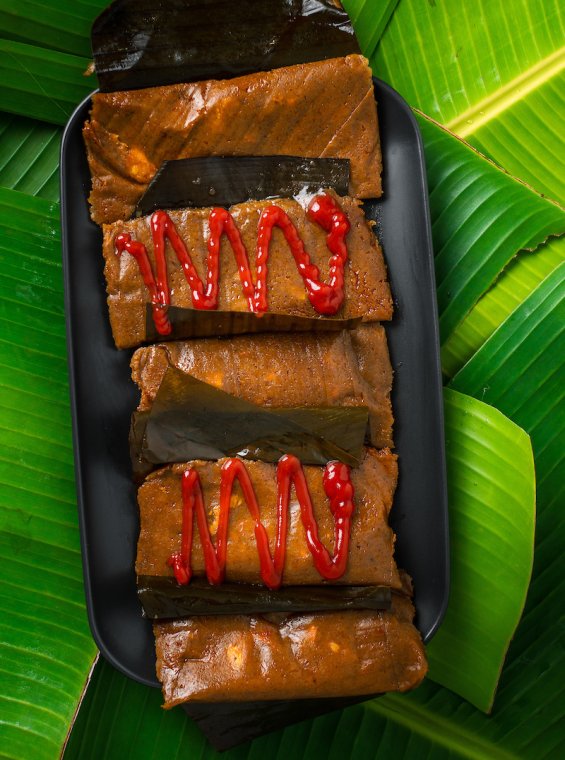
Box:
[131,326,394,452]
[129,368,368,476]
[182,696,367,751]
[92,0,360,92]
[138,577,391,618]
[144,306,362,343]
[135,156,351,217]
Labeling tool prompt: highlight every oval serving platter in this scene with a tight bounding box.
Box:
[60,79,449,695]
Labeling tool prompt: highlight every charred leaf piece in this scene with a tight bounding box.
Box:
[92,0,360,92]
[144,305,362,342]
[130,368,368,470]
[182,695,369,752]
[135,156,351,217]
[138,576,391,618]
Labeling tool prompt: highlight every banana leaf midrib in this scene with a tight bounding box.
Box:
[370,696,518,760]
[448,46,565,137]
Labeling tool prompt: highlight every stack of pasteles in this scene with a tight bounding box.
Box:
[84,47,427,707]
[130,328,427,704]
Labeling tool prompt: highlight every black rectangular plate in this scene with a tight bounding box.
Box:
[60,80,449,694]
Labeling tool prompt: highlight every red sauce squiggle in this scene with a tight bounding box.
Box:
[167,455,355,590]
[115,194,350,335]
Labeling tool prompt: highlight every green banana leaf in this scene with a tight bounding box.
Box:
[442,236,565,378]
[415,112,564,345]
[0,0,104,57]
[426,389,534,712]
[343,0,400,59]
[451,262,565,527]
[0,113,60,199]
[0,39,92,124]
[0,0,564,757]
[372,0,565,205]
[0,188,97,760]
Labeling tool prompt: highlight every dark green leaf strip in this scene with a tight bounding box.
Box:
[0,114,61,200]
[0,39,92,124]
[371,694,517,760]
[0,1,101,58]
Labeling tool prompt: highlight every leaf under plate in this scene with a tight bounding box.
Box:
[451,262,565,539]
[0,188,97,760]
[442,236,565,378]
[0,112,60,200]
[416,112,564,344]
[372,0,565,203]
[0,39,93,125]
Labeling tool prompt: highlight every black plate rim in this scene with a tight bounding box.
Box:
[382,78,450,641]
[60,78,449,690]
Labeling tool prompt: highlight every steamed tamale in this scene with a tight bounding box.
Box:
[154,594,427,705]
[104,194,392,349]
[136,449,401,589]
[84,55,382,225]
[131,324,394,449]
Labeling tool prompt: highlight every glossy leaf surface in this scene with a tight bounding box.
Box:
[451,263,565,529]
[0,189,97,760]
[417,112,564,344]
[0,39,92,124]
[0,113,60,199]
[442,236,565,378]
[373,0,565,203]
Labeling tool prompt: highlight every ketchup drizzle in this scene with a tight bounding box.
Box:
[115,194,350,334]
[167,456,355,590]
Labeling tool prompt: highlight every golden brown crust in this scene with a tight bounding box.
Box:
[154,595,427,706]
[136,448,401,588]
[84,55,382,225]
